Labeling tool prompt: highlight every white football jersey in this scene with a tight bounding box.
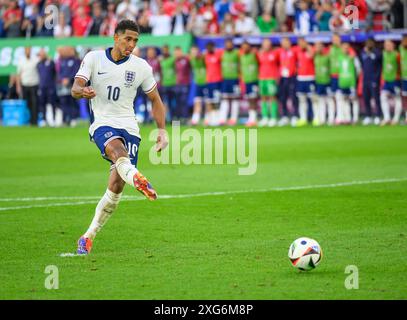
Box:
[75,48,157,138]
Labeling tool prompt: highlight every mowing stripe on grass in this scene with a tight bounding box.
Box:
[1,177,406,212]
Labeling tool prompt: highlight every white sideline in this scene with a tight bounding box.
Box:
[0,177,406,212]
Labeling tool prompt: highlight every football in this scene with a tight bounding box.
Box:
[288,237,323,271]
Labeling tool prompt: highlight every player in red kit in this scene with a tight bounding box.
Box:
[294,37,318,126]
[204,41,223,126]
[277,37,298,126]
[257,38,280,127]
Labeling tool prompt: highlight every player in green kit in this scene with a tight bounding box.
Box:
[400,35,407,124]
[314,41,332,126]
[239,41,259,127]
[380,40,402,125]
[189,45,208,125]
[337,41,361,124]
[257,38,280,127]
[328,34,342,124]
[220,39,241,126]
[160,45,176,121]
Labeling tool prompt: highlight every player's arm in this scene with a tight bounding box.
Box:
[146,87,168,152]
[71,77,96,99]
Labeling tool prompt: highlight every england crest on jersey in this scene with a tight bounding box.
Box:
[125,70,136,87]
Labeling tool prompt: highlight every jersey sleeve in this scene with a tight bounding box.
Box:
[141,64,157,94]
[75,52,93,82]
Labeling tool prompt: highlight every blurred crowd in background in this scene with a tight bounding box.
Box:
[0,0,405,38]
[4,33,407,128]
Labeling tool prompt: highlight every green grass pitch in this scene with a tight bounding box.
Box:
[0,124,406,299]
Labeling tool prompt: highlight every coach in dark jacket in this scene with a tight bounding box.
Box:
[360,38,382,125]
[37,49,57,125]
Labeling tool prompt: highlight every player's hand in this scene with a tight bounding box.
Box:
[155,128,168,152]
[82,86,96,99]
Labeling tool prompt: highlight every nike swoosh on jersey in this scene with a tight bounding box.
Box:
[97,71,108,75]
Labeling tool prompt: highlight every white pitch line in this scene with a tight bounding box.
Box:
[59,253,86,257]
[0,195,142,202]
[0,177,406,212]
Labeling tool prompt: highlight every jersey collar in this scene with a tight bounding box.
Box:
[105,47,130,65]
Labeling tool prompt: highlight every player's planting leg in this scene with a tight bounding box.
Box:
[78,169,125,255]
[78,190,122,254]
[84,189,122,241]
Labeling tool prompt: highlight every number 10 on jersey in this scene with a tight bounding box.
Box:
[107,86,120,101]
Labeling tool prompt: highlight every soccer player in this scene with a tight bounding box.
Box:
[257,38,280,127]
[277,37,298,126]
[189,45,207,125]
[328,34,342,125]
[295,37,317,126]
[204,41,223,126]
[314,41,331,126]
[220,38,240,126]
[239,41,259,127]
[337,41,361,124]
[37,48,58,127]
[399,35,407,123]
[71,20,168,255]
[160,44,177,122]
[380,40,402,125]
[174,46,192,123]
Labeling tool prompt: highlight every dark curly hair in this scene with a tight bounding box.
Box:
[114,19,140,35]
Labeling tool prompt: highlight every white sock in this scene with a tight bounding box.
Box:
[380,93,391,122]
[298,96,307,121]
[219,99,229,123]
[230,100,240,121]
[352,99,359,123]
[84,189,122,240]
[115,157,139,187]
[318,97,326,124]
[393,96,402,123]
[248,109,257,122]
[328,97,335,124]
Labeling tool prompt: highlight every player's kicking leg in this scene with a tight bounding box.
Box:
[106,139,157,200]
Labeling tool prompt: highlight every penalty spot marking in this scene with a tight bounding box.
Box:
[1,177,407,212]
